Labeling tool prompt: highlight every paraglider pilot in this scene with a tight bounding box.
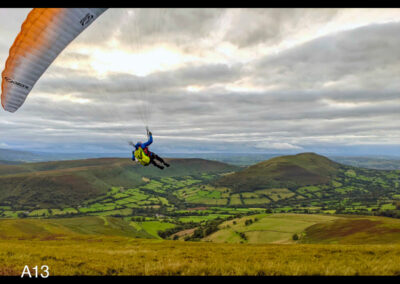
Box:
[130,129,170,170]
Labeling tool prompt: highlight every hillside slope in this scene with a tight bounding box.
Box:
[215,153,340,192]
[200,213,400,245]
[300,215,400,244]
[0,158,238,208]
[0,216,153,240]
[202,213,339,244]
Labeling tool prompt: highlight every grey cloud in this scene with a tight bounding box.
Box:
[223,8,339,48]
[34,62,243,98]
[75,8,225,50]
[251,22,400,91]
[114,9,224,47]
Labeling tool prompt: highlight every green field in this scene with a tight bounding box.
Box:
[133,221,176,239]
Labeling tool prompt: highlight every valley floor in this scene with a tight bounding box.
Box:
[1,237,400,276]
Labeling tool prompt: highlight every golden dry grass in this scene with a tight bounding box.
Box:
[1,236,400,276]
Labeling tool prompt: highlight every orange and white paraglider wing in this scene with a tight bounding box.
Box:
[1,8,107,113]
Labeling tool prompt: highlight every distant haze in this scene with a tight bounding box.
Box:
[0,8,399,156]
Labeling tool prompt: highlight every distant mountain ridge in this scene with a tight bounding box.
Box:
[2,148,400,169]
[0,148,44,163]
[0,160,22,165]
[330,156,400,170]
[0,148,127,163]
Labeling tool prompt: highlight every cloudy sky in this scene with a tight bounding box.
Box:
[0,8,400,156]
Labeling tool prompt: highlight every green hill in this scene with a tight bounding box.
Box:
[215,153,340,193]
[0,158,238,208]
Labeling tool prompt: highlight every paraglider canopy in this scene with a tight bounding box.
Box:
[1,8,107,113]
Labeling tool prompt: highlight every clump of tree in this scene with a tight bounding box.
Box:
[192,228,204,239]
[181,219,225,241]
[189,224,219,240]
[131,216,146,222]
[158,223,193,239]
[374,209,400,219]
[238,232,247,241]
[17,212,28,218]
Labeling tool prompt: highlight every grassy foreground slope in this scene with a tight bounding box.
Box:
[1,215,400,275]
[215,153,340,192]
[2,237,400,275]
